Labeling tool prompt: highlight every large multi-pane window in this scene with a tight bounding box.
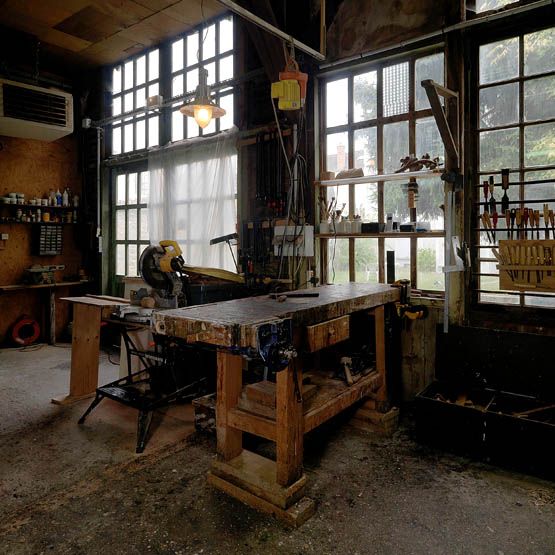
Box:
[475,26,555,308]
[111,50,160,154]
[170,15,235,141]
[321,51,446,292]
[114,171,150,277]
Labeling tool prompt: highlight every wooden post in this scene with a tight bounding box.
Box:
[276,361,304,486]
[69,303,102,399]
[216,350,243,461]
[373,305,387,407]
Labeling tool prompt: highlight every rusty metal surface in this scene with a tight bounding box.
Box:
[152,283,399,348]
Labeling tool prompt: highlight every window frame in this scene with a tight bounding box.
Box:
[318,47,447,293]
[471,24,555,310]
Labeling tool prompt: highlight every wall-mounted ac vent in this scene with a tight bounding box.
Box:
[0,79,73,141]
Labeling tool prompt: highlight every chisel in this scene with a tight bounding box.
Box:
[483,181,489,213]
[501,169,510,213]
[492,211,498,243]
[489,176,496,214]
[544,203,550,239]
[523,208,529,239]
[538,245,544,283]
[534,210,540,240]
[515,209,522,240]
[510,208,516,239]
[505,210,511,240]
[545,246,552,277]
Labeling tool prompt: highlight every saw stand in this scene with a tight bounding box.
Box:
[422,80,466,332]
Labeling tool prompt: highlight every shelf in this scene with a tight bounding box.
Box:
[316,169,442,187]
[316,231,445,239]
[0,221,76,225]
[1,203,77,210]
[0,281,90,293]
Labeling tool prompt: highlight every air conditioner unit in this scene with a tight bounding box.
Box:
[0,79,73,141]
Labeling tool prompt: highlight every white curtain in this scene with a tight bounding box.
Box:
[148,129,238,271]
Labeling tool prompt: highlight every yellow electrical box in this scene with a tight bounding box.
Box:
[271,79,301,111]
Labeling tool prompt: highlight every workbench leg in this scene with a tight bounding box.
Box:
[49,289,56,345]
[51,304,101,405]
[216,350,243,461]
[276,361,304,486]
[373,305,388,410]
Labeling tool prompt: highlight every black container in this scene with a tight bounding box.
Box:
[361,222,385,233]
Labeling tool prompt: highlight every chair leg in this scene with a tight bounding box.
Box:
[136,410,153,453]
[78,393,103,424]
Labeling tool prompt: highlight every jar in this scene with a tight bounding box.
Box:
[43,212,50,222]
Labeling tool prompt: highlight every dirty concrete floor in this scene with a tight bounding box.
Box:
[1,346,555,555]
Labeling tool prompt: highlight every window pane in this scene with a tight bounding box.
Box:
[205,62,216,86]
[140,172,150,204]
[116,210,125,240]
[476,0,513,12]
[524,76,555,122]
[384,238,411,281]
[172,108,184,141]
[128,173,137,204]
[417,238,444,291]
[148,116,159,147]
[148,82,159,98]
[136,55,146,86]
[172,39,184,72]
[524,27,555,76]
[383,121,408,174]
[124,123,133,152]
[326,132,349,173]
[525,293,555,308]
[523,169,555,212]
[112,96,121,117]
[187,68,199,92]
[135,87,146,110]
[327,238,349,284]
[172,74,184,97]
[479,82,519,128]
[479,128,519,171]
[219,55,234,82]
[140,209,149,240]
[384,183,409,222]
[112,127,121,155]
[116,244,125,275]
[355,239,379,283]
[355,183,378,222]
[124,60,133,90]
[417,178,444,230]
[525,122,555,167]
[202,24,216,60]
[416,117,444,163]
[415,53,444,110]
[326,78,348,128]
[116,174,126,205]
[187,32,199,66]
[353,70,377,122]
[354,127,377,176]
[220,16,233,53]
[124,91,133,113]
[127,209,137,241]
[113,66,122,94]
[148,50,159,80]
[128,244,138,276]
[136,119,146,150]
[219,94,234,131]
[479,38,519,85]
[383,62,409,117]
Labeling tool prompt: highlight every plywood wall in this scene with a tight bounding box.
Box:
[0,134,84,344]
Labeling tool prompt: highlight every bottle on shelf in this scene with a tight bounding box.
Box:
[56,189,62,206]
[62,188,69,207]
[73,194,79,208]
[73,209,78,223]
[49,189,56,206]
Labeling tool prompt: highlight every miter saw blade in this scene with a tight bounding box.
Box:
[139,245,167,290]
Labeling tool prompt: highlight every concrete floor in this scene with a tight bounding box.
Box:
[1,345,554,555]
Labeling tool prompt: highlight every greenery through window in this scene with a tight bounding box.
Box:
[322,51,446,292]
[475,26,555,308]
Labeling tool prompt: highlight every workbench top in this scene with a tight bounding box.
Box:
[152,283,399,348]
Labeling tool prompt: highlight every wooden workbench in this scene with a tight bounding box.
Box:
[153,283,399,525]
[54,295,129,405]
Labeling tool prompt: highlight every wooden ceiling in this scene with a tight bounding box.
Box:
[0,0,225,67]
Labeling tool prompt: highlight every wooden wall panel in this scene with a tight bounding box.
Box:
[0,135,84,344]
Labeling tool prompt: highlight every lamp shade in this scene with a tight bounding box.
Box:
[179,67,226,129]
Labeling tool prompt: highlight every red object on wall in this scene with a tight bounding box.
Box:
[11,317,40,346]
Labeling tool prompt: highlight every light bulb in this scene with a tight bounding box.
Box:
[194,105,213,129]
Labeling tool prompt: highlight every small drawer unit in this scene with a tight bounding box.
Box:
[305,315,350,352]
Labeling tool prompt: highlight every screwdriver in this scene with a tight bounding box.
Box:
[483,180,490,213]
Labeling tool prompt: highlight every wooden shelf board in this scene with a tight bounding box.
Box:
[316,169,441,187]
[316,231,445,239]
[0,280,89,292]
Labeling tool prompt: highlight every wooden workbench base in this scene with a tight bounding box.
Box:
[211,449,307,509]
[51,392,96,406]
[207,472,315,527]
[350,406,400,436]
